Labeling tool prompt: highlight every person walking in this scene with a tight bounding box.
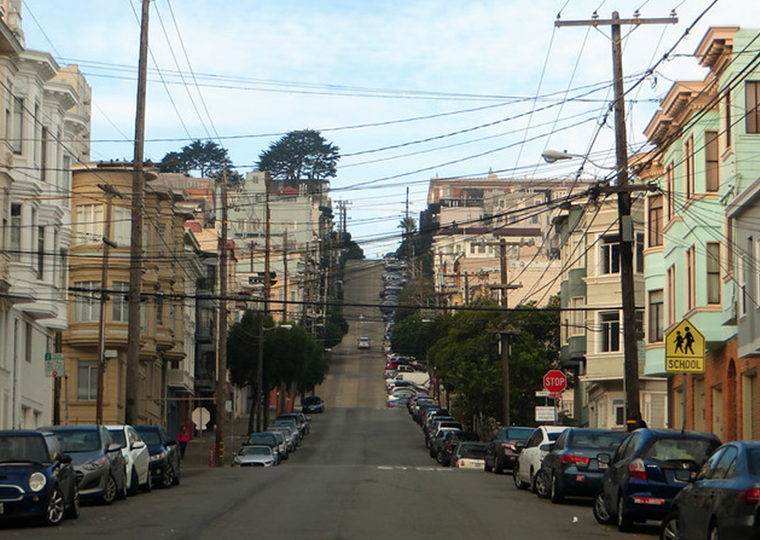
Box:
[177,425,190,459]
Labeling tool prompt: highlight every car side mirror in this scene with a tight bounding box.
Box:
[107,443,122,453]
[597,453,612,465]
[133,440,146,450]
[539,442,555,452]
[515,441,526,453]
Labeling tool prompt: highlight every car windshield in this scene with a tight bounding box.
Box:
[248,433,275,444]
[273,419,297,428]
[644,437,715,463]
[239,446,271,456]
[0,435,50,463]
[108,429,127,447]
[505,428,534,440]
[747,448,760,476]
[571,431,627,450]
[548,432,563,442]
[136,430,161,445]
[459,444,486,459]
[53,429,101,453]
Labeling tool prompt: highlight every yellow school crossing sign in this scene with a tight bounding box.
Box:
[665,319,705,373]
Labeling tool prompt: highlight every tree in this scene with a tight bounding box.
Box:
[159,140,233,179]
[257,130,339,183]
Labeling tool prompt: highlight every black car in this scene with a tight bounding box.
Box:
[661,440,760,540]
[0,430,80,525]
[134,425,180,488]
[484,426,534,474]
[593,428,720,532]
[47,425,127,504]
[535,427,627,502]
[302,396,325,414]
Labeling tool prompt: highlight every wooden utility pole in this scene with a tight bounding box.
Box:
[125,0,151,425]
[263,174,271,315]
[556,11,677,429]
[282,230,288,322]
[215,167,229,466]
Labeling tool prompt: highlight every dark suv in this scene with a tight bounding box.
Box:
[134,425,180,488]
[593,428,720,532]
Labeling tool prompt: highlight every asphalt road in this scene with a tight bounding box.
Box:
[1,260,658,539]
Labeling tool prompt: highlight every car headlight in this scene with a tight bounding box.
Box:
[150,450,167,461]
[29,472,47,492]
[82,456,107,471]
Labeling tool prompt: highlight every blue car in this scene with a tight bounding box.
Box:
[134,426,180,489]
[593,428,721,532]
[535,427,627,503]
[661,440,760,540]
[0,430,80,525]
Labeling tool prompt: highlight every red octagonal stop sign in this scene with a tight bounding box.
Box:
[543,370,567,394]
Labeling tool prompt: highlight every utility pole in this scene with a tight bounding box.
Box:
[282,229,288,322]
[263,173,271,315]
[556,11,677,429]
[125,0,151,425]
[96,184,121,425]
[215,167,229,467]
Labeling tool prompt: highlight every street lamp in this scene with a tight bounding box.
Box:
[256,323,293,432]
[542,149,643,429]
[541,149,614,170]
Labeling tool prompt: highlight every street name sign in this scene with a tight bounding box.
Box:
[665,318,705,373]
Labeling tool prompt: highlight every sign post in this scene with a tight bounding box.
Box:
[665,319,705,432]
[44,353,65,378]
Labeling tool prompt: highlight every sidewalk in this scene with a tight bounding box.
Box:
[182,415,252,468]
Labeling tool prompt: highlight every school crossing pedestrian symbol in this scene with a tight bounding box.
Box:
[665,319,705,373]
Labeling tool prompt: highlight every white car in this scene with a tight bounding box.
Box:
[513,425,568,492]
[234,445,277,467]
[106,424,151,495]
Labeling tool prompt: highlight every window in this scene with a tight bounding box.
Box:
[648,194,663,247]
[112,281,129,322]
[724,89,732,148]
[25,322,32,363]
[75,204,103,245]
[569,297,584,337]
[746,81,760,134]
[601,236,620,274]
[600,312,620,352]
[615,402,625,426]
[58,248,68,294]
[156,296,164,326]
[636,233,645,273]
[112,206,131,246]
[705,130,720,192]
[666,163,675,221]
[10,203,20,261]
[667,265,676,326]
[73,281,100,322]
[685,136,695,200]
[648,290,664,343]
[741,237,752,316]
[707,243,721,305]
[77,360,97,400]
[686,246,696,311]
[61,155,71,208]
[11,96,23,154]
[36,226,44,280]
[40,126,48,182]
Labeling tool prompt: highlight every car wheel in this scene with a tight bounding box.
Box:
[660,510,680,540]
[142,471,152,493]
[617,494,634,532]
[494,459,503,475]
[513,462,528,490]
[593,490,615,525]
[534,469,550,498]
[172,462,180,486]
[550,473,564,504]
[161,464,175,488]
[101,475,117,505]
[117,467,128,500]
[709,522,720,540]
[42,487,66,526]
[66,485,80,519]
[128,468,140,496]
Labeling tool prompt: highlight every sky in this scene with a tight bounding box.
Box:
[20,0,760,257]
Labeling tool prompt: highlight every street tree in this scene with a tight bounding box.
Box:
[159,140,238,182]
[256,129,339,183]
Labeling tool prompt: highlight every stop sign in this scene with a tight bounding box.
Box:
[543,370,567,394]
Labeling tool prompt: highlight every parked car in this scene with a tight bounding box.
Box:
[270,418,302,446]
[357,336,371,349]
[534,427,627,503]
[0,430,80,525]
[439,431,480,466]
[245,431,283,462]
[452,442,488,469]
[429,425,463,458]
[266,430,289,460]
[267,426,297,453]
[660,440,760,540]
[47,425,127,504]
[275,412,309,437]
[513,425,569,492]
[106,424,151,495]
[134,425,181,488]
[302,395,325,413]
[593,428,720,532]
[484,426,534,474]
[233,445,277,467]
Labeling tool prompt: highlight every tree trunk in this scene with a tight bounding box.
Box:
[247,383,256,435]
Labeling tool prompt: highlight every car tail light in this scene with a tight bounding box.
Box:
[740,487,760,505]
[453,459,459,467]
[501,443,516,452]
[629,458,647,480]
[560,455,590,465]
